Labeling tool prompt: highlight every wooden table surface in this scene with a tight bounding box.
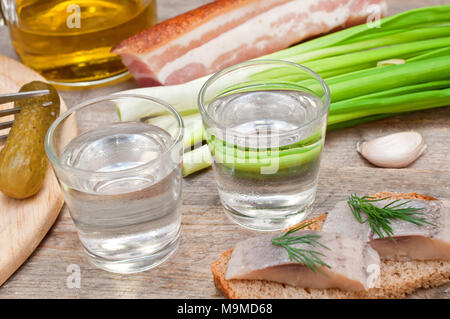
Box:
[0,0,449,299]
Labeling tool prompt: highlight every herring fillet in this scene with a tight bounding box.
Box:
[322,200,372,242]
[322,199,450,261]
[225,231,380,291]
[112,0,387,86]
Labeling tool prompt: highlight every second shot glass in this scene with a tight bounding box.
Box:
[198,60,330,231]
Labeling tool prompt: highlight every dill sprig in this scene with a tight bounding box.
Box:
[347,194,435,241]
[271,222,331,276]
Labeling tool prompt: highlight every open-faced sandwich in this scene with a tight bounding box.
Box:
[211,192,450,298]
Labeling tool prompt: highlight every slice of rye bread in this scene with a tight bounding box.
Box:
[211,192,450,299]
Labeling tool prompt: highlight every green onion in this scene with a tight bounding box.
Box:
[327,113,399,131]
[329,88,450,125]
[268,5,450,60]
[145,112,205,150]
[116,5,450,177]
[182,145,212,177]
[208,137,323,173]
[257,32,450,80]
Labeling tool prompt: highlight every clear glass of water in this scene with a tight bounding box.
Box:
[45,94,184,273]
[198,60,330,231]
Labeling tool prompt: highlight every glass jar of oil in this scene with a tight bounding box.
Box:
[1,0,157,87]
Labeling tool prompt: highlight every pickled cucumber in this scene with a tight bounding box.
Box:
[0,81,60,199]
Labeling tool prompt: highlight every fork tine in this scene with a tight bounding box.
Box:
[0,90,52,141]
[0,107,21,118]
[0,121,14,130]
[0,90,50,104]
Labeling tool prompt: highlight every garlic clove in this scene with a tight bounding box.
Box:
[357,131,427,168]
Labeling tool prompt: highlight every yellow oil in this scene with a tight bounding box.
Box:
[8,0,157,86]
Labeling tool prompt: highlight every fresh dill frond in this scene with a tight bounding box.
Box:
[347,194,435,241]
[271,222,331,276]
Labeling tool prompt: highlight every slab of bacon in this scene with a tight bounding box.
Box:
[112,0,387,87]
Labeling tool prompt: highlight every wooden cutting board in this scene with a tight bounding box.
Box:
[0,54,72,286]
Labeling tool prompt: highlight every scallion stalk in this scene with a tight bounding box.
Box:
[327,55,450,102]
[182,145,212,177]
[268,5,450,60]
[328,88,450,125]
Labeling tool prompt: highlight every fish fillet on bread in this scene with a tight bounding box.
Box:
[211,192,450,298]
[322,193,450,261]
[226,231,381,292]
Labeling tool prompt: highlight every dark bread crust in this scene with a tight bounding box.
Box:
[212,248,236,299]
[211,192,450,299]
[370,192,437,201]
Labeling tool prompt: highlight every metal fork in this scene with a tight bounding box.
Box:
[0,90,50,134]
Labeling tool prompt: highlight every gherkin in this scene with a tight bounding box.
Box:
[0,81,60,199]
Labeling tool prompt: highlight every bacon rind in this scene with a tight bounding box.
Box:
[112,0,265,55]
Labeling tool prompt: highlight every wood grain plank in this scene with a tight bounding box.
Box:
[0,55,72,287]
